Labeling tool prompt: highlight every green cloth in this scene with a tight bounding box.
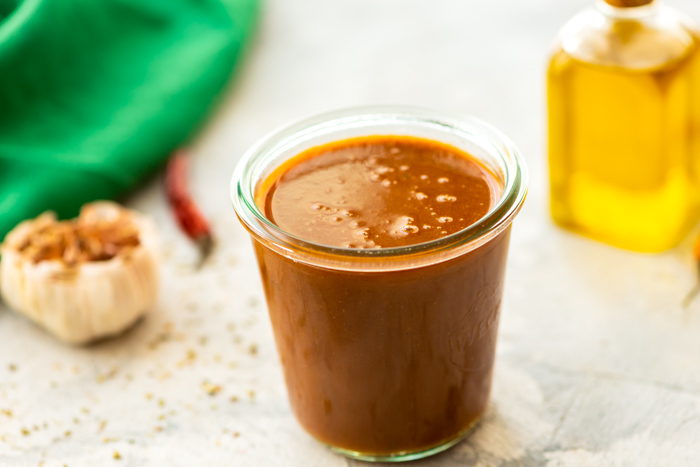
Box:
[0,0,258,238]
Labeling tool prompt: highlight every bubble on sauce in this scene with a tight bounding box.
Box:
[414,192,428,200]
[438,217,453,223]
[436,195,457,203]
[374,166,393,175]
[325,216,343,224]
[347,236,378,249]
[420,175,428,180]
[399,165,409,171]
[310,203,331,212]
[389,147,400,155]
[437,177,449,184]
[423,225,432,229]
[388,216,418,238]
[351,221,366,228]
[381,180,391,188]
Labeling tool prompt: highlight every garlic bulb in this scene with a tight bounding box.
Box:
[0,202,159,344]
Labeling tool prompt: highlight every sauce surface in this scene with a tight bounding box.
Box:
[259,136,500,248]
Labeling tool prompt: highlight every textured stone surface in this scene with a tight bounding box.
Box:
[2,0,700,465]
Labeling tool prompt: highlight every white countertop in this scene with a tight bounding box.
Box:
[3,0,700,465]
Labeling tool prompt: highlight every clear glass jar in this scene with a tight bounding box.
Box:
[231,107,527,462]
[548,0,700,252]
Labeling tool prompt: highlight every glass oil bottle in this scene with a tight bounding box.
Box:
[548,0,700,252]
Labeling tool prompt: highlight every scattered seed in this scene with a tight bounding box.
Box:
[97,367,118,383]
[203,383,222,396]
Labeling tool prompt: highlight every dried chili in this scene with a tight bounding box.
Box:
[165,151,214,267]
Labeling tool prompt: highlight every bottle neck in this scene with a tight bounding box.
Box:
[596,0,659,18]
[603,0,655,7]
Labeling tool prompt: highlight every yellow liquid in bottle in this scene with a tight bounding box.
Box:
[548,39,700,252]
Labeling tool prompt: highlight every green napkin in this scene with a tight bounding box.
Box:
[0,0,258,239]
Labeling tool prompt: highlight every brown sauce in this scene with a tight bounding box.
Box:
[253,136,508,456]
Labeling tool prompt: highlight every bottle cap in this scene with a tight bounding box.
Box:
[604,0,654,7]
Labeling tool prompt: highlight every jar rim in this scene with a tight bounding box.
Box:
[231,106,528,267]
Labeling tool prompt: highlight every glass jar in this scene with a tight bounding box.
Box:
[231,107,527,462]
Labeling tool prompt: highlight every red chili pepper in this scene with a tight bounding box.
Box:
[165,151,214,268]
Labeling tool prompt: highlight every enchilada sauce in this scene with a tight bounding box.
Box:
[254,136,508,455]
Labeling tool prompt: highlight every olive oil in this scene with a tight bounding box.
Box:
[548,0,700,252]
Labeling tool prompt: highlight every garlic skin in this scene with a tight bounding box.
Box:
[0,202,159,345]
